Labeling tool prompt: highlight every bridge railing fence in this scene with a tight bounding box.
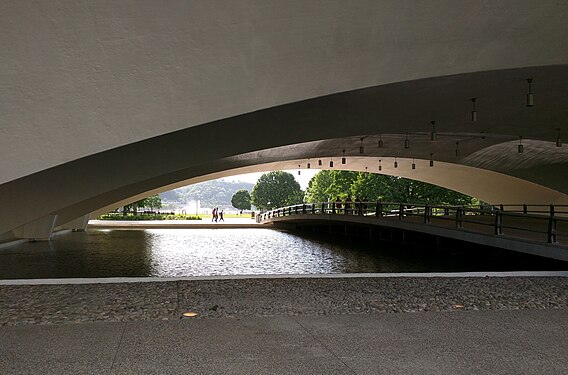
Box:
[257,202,568,245]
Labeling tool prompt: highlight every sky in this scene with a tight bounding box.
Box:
[221,169,320,190]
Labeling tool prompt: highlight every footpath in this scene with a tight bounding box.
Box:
[87,217,261,229]
[1,274,567,374]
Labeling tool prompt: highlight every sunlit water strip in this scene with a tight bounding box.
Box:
[0,228,565,279]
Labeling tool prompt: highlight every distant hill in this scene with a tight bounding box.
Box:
[160,180,254,209]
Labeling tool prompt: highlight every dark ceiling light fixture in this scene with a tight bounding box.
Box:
[518,136,524,153]
[556,128,562,147]
[394,157,398,168]
[455,141,460,157]
[526,78,534,107]
[405,133,410,149]
[318,159,323,166]
[341,150,346,164]
[307,158,311,169]
[298,165,301,175]
[378,134,384,148]
[471,98,477,122]
[411,158,416,170]
[378,159,382,171]
[429,153,434,167]
[430,121,437,141]
[329,157,334,168]
[359,137,365,154]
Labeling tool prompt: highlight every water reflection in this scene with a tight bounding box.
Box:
[146,229,345,276]
[0,228,564,279]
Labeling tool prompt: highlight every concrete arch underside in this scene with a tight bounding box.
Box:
[2,1,568,241]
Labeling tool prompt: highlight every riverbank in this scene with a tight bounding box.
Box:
[1,274,566,326]
[87,217,261,229]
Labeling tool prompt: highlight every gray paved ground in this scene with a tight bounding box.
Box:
[1,309,566,374]
[1,276,567,325]
[1,276,567,374]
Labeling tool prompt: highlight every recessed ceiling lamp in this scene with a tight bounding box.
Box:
[307,159,311,169]
[394,157,398,168]
[526,78,534,107]
[365,166,369,176]
[298,165,301,175]
[318,159,323,166]
[430,121,437,141]
[429,153,434,167]
[470,98,477,122]
[411,158,416,170]
[378,159,382,171]
[329,157,334,168]
[518,136,524,153]
[342,150,346,164]
[556,128,562,147]
[359,138,365,154]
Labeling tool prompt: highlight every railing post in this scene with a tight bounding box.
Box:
[548,205,557,243]
[321,203,326,214]
[523,204,528,214]
[375,202,381,217]
[548,217,557,243]
[399,204,404,220]
[494,211,503,235]
[444,207,449,216]
[311,203,315,214]
[456,207,463,228]
[302,204,306,214]
[500,204,504,212]
[424,205,430,224]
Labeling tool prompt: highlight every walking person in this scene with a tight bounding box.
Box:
[219,210,224,222]
[345,195,352,215]
[335,197,341,214]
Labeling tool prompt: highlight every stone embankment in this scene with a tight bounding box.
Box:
[1,276,567,325]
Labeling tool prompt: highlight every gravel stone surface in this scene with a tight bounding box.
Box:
[0,277,566,325]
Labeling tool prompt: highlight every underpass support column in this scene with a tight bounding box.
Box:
[12,214,58,241]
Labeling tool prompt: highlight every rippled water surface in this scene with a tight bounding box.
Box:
[0,228,564,279]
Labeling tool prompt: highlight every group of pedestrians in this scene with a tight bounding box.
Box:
[332,195,368,215]
[211,207,224,222]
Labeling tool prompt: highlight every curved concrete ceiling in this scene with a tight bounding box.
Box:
[1,1,568,237]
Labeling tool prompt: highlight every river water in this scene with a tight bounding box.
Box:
[0,228,564,279]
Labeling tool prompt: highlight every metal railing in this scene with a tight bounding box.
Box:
[257,202,568,245]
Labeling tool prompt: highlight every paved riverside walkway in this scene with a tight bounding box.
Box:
[87,217,260,229]
[1,274,567,374]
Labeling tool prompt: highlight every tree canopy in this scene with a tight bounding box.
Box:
[251,171,304,210]
[231,189,252,210]
[123,194,162,214]
[304,170,477,206]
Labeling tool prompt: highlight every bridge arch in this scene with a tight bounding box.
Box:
[2,2,568,240]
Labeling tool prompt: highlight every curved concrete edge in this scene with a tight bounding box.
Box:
[1,271,567,285]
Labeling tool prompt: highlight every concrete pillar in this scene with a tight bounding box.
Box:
[12,214,58,241]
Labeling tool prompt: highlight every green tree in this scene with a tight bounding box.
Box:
[305,171,476,206]
[251,171,304,210]
[123,194,162,214]
[231,189,251,210]
[304,170,358,203]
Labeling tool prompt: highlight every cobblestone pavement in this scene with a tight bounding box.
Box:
[0,276,567,325]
